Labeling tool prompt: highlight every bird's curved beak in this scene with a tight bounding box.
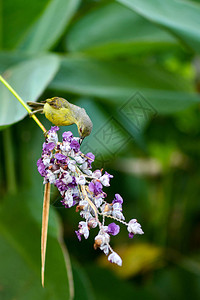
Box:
[79,137,85,145]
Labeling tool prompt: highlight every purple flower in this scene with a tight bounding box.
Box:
[86,152,95,160]
[89,181,103,196]
[107,223,120,236]
[55,153,67,163]
[37,158,46,176]
[49,126,59,133]
[68,176,77,188]
[56,171,73,192]
[43,142,55,152]
[75,230,82,241]
[95,181,103,193]
[86,152,95,168]
[70,139,80,153]
[105,171,113,179]
[112,194,123,205]
[88,182,95,193]
[129,233,134,239]
[55,178,68,193]
[63,131,73,142]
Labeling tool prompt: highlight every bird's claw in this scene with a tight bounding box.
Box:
[29,112,34,117]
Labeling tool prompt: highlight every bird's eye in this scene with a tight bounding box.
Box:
[80,128,83,133]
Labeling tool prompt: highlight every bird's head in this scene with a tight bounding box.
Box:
[45,97,66,109]
[78,110,93,144]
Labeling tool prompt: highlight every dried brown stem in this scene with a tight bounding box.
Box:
[41,182,51,287]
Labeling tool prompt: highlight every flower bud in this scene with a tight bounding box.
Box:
[94,238,102,250]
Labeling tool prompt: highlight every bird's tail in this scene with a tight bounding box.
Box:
[27,101,44,114]
[27,101,44,110]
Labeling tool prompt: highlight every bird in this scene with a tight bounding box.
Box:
[27,97,93,143]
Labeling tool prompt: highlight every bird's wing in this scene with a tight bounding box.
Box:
[46,97,70,110]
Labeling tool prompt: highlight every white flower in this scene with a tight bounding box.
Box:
[108,252,122,266]
[46,170,57,184]
[47,132,58,144]
[80,162,92,176]
[95,232,110,245]
[79,200,90,215]
[60,170,72,185]
[71,186,79,198]
[93,170,102,179]
[74,155,85,164]
[112,203,125,220]
[100,174,110,187]
[68,160,76,172]
[94,197,103,208]
[95,232,110,255]
[100,244,110,255]
[60,141,71,154]
[88,218,98,228]
[43,155,51,166]
[80,161,87,170]
[79,199,89,208]
[64,190,73,207]
[80,211,92,220]
[76,175,86,185]
[79,221,89,239]
[102,225,108,232]
[101,203,112,215]
[127,219,144,235]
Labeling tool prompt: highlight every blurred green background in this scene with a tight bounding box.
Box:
[1,0,200,299]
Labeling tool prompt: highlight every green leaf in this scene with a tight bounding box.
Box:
[72,261,95,300]
[85,265,157,300]
[153,267,200,300]
[117,0,200,53]
[66,2,178,57]
[0,54,60,128]
[0,51,31,73]
[50,56,200,114]
[1,0,49,49]
[18,0,81,53]
[0,191,71,300]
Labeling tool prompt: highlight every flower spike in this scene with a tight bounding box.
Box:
[37,127,144,267]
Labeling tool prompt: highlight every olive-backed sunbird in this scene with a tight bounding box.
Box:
[27,97,93,140]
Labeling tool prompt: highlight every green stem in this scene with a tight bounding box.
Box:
[0,75,46,133]
[3,128,17,194]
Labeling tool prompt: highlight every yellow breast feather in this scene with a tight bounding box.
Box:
[43,103,76,126]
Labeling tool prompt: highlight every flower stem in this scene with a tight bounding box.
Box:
[41,182,51,287]
[0,75,46,133]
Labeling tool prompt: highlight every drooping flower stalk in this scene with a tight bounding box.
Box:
[41,182,51,287]
[37,126,144,266]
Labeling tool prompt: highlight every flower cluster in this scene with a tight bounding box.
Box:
[37,126,144,266]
